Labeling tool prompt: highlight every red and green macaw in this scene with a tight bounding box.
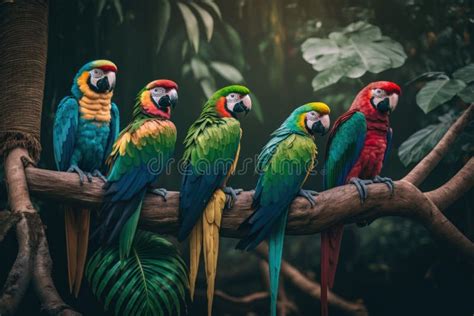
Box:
[178,85,252,316]
[53,59,119,296]
[236,102,331,316]
[321,81,401,315]
[93,79,178,260]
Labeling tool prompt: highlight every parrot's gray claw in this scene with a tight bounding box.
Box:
[67,165,86,186]
[223,187,243,209]
[373,175,395,196]
[85,172,93,183]
[92,169,108,182]
[298,189,318,207]
[349,177,373,203]
[149,188,168,201]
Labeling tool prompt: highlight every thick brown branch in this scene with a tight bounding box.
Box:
[25,167,474,261]
[403,104,474,186]
[426,157,474,211]
[255,243,368,316]
[1,149,79,316]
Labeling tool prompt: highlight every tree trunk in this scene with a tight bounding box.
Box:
[0,0,48,161]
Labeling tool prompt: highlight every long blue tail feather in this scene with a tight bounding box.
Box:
[268,210,288,316]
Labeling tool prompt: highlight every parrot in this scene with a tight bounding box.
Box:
[236,102,331,316]
[320,81,401,316]
[53,59,119,296]
[178,85,252,316]
[93,79,178,260]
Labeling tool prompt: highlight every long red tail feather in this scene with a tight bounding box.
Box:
[320,224,344,316]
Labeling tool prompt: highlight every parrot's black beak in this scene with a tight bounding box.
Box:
[158,95,172,108]
[232,101,250,116]
[371,97,391,114]
[96,76,110,93]
[311,120,328,136]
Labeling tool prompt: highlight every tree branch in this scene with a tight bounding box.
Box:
[254,243,368,316]
[0,148,80,316]
[403,104,473,186]
[426,157,474,211]
[25,165,474,261]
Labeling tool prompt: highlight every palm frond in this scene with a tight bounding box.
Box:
[86,230,189,316]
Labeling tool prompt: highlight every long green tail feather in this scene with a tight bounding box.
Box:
[119,200,143,260]
[269,210,289,316]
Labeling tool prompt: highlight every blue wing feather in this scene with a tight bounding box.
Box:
[53,97,79,171]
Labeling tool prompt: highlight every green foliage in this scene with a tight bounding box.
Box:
[414,64,474,114]
[301,21,406,91]
[398,111,457,166]
[86,231,189,316]
[416,77,466,113]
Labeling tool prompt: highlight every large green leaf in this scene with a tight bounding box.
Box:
[210,61,244,82]
[199,0,222,19]
[301,21,407,91]
[457,84,474,103]
[453,63,474,84]
[189,2,214,42]
[86,230,189,316]
[398,112,457,166]
[177,1,200,53]
[156,0,171,53]
[416,78,466,113]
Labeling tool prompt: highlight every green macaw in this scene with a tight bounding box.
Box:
[178,85,252,316]
[237,102,331,316]
[93,79,178,259]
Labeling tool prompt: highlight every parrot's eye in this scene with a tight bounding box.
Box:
[373,88,385,97]
[151,87,166,96]
[228,93,239,100]
[91,69,104,78]
[308,111,319,119]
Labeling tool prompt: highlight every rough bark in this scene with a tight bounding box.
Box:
[0,149,80,316]
[0,0,48,161]
[25,166,474,261]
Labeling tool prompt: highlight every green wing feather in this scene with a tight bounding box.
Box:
[178,117,241,241]
[324,111,367,189]
[98,119,176,259]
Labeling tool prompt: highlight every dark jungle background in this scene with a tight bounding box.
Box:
[1,0,473,315]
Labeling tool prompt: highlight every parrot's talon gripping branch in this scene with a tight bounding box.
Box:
[149,188,168,201]
[373,176,394,196]
[223,186,243,209]
[297,189,318,207]
[349,177,373,203]
[91,169,107,182]
[66,165,87,186]
[85,172,93,183]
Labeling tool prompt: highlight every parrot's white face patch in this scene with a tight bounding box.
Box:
[305,111,330,135]
[371,88,399,112]
[151,87,166,105]
[225,93,242,112]
[89,68,116,92]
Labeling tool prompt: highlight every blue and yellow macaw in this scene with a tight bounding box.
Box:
[236,102,331,316]
[53,60,120,296]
